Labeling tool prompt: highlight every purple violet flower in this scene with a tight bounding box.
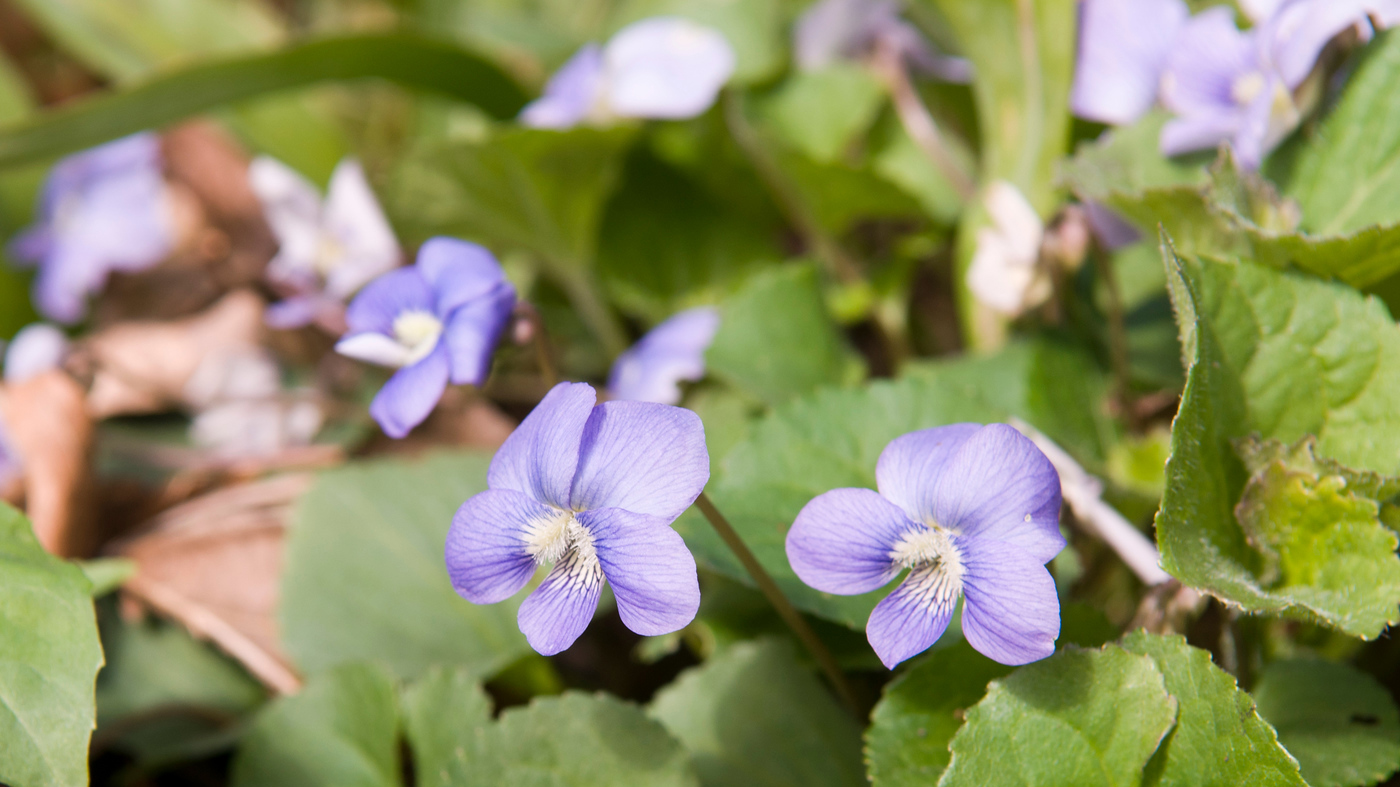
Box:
[8,133,174,324]
[608,306,720,405]
[3,323,69,384]
[445,381,708,655]
[1070,0,1189,125]
[250,156,401,331]
[520,17,736,129]
[786,423,1065,668]
[793,0,972,82]
[335,238,515,438]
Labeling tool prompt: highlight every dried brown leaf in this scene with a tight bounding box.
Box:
[0,371,96,557]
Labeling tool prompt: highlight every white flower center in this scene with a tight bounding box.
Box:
[392,310,443,365]
[890,525,965,608]
[1231,71,1266,105]
[524,508,603,590]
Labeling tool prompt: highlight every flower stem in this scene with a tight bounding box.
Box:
[550,264,629,359]
[693,492,860,714]
[869,42,976,202]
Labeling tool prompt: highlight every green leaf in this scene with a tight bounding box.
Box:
[230,662,400,787]
[1120,632,1305,787]
[649,638,865,787]
[872,120,973,225]
[0,54,35,125]
[401,666,493,787]
[1157,246,1400,636]
[0,503,103,787]
[939,645,1178,787]
[705,264,865,406]
[280,452,531,681]
[597,148,780,321]
[679,340,1111,627]
[758,65,886,164]
[772,145,925,234]
[80,556,136,596]
[1254,659,1400,787]
[447,692,700,786]
[0,34,528,170]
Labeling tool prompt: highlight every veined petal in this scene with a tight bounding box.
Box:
[489,381,596,508]
[1071,0,1189,125]
[441,282,516,386]
[569,400,709,520]
[875,423,981,524]
[446,488,551,604]
[786,487,913,595]
[930,424,1065,563]
[607,306,719,404]
[323,158,400,298]
[368,342,450,438]
[1160,8,1257,117]
[603,17,735,120]
[335,331,414,368]
[866,563,959,669]
[344,267,434,335]
[959,536,1060,665]
[520,44,606,130]
[517,549,604,655]
[1265,0,1372,88]
[416,237,510,315]
[583,507,699,636]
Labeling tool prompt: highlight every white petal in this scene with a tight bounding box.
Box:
[984,180,1043,261]
[3,323,68,383]
[603,17,735,119]
[335,331,413,368]
[249,156,324,276]
[322,158,401,298]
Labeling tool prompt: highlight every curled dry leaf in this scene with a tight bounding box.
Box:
[81,289,266,419]
[114,473,312,695]
[0,371,96,557]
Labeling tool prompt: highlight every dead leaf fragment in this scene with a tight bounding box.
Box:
[0,371,96,557]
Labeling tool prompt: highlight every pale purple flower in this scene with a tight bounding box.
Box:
[249,156,400,331]
[3,323,69,384]
[445,381,707,655]
[1070,0,1189,125]
[335,238,515,438]
[786,423,1065,668]
[793,0,972,82]
[8,133,173,323]
[608,307,719,405]
[520,17,736,129]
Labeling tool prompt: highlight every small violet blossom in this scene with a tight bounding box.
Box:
[446,382,707,655]
[3,323,69,384]
[336,238,515,438]
[608,306,719,404]
[520,17,736,129]
[967,181,1051,317]
[1070,0,1189,125]
[793,0,972,82]
[786,423,1065,668]
[249,156,400,331]
[8,133,174,324]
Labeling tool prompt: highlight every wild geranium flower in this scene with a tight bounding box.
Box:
[786,423,1065,668]
[8,133,174,323]
[445,381,708,655]
[793,0,972,82]
[1070,0,1189,125]
[608,306,719,404]
[967,181,1050,317]
[335,238,515,438]
[249,156,400,331]
[3,324,69,384]
[519,17,736,129]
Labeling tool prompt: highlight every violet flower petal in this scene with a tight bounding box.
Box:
[603,17,735,120]
[569,400,709,520]
[445,488,550,604]
[416,237,510,314]
[584,507,700,636]
[874,423,981,524]
[959,536,1060,665]
[607,306,720,404]
[441,284,517,386]
[368,341,451,439]
[489,381,597,509]
[1071,0,1189,125]
[264,295,321,330]
[249,156,323,287]
[929,424,1065,563]
[1083,200,1142,250]
[517,558,603,655]
[343,267,435,336]
[786,487,913,595]
[520,44,606,129]
[865,564,958,669]
[322,158,401,299]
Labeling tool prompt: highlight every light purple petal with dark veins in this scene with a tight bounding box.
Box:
[929,423,1065,563]
[517,555,603,655]
[875,423,981,524]
[416,237,509,315]
[608,306,720,404]
[1071,0,1189,124]
[344,267,435,336]
[445,488,549,604]
[584,507,699,636]
[520,44,605,130]
[866,563,958,669]
[441,282,516,385]
[959,536,1060,665]
[489,382,596,508]
[369,341,450,439]
[786,487,914,595]
[569,400,709,520]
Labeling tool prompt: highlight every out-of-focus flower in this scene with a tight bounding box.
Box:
[520,17,736,129]
[786,423,1064,668]
[249,156,400,331]
[1083,201,1142,251]
[8,133,175,323]
[183,347,323,460]
[1070,0,1189,125]
[3,324,69,384]
[445,382,708,655]
[608,307,720,405]
[794,0,972,81]
[336,238,516,438]
[967,181,1050,317]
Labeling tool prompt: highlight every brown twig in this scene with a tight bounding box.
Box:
[869,41,976,202]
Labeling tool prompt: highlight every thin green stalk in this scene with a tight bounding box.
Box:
[549,264,629,359]
[693,492,860,715]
